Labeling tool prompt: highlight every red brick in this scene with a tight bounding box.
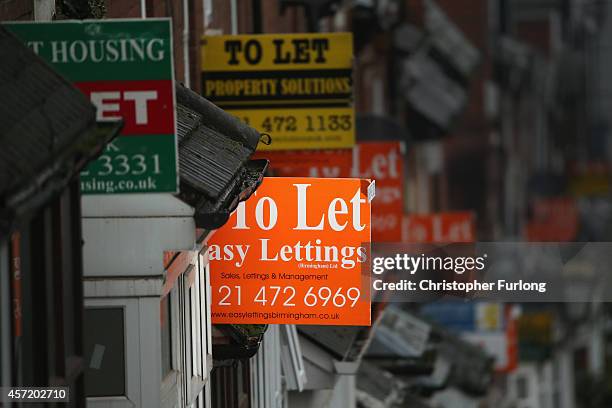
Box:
[0,0,33,20]
[106,0,141,18]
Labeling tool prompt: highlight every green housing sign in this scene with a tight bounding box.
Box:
[5,19,178,194]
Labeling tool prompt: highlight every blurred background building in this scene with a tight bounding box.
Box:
[2,0,612,407]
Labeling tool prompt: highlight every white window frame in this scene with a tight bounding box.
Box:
[200,253,212,379]
[280,325,307,392]
[180,271,195,405]
[181,249,211,406]
[163,248,212,408]
[162,285,182,408]
[85,298,141,408]
[204,259,212,367]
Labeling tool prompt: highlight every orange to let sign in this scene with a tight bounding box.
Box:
[208,177,373,326]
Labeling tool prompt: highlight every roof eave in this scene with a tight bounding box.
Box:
[1,120,123,234]
[191,159,268,230]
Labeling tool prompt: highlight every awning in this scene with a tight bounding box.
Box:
[298,326,367,361]
[400,51,467,131]
[431,325,494,396]
[424,0,480,78]
[296,313,381,380]
[357,361,435,408]
[0,26,122,234]
[174,83,268,231]
[356,361,405,407]
[212,324,268,360]
[364,306,438,376]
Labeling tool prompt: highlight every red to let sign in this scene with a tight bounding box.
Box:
[525,197,577,242]
[402,212,475,243]
[354,142,404,242]
[208,177,373,325]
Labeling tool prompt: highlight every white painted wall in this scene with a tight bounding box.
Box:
[82,195,197,278]
[81,194,208,408]
[328,375,355,408]
[287,372,355,408]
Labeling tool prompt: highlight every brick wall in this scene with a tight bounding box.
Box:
[262,0,306,33]
[354,38,390,115]
[209,0,231,33]
[18,0,307,93]
[516,19,552,57]
[106,0,140,18]
[189,0,203,93]
[0,0,33,20]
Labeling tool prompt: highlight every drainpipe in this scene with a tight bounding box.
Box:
[141,0,146,18]
[230,0,238,34]
[203,0,212,28]
[33,0,54,21]
[253,0,262,33]
[183,0,191,88]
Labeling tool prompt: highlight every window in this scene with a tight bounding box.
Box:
[516,375,528,399]
[180,251,212,405]
[211,360,250,408]
[84,307,126,397]
[162,284,181,408]
[162,248,212,408]
[84,298,141,407]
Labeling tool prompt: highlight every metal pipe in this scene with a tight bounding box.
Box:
[230,0,238,34]
[183,0,191,88]
[33,0,54,21]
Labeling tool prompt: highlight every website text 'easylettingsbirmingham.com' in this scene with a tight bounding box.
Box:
[211,310,340,321]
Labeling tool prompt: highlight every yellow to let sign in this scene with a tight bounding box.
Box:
[201,33,355,150]
[232,107,354,150]
[201,33,353,71]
